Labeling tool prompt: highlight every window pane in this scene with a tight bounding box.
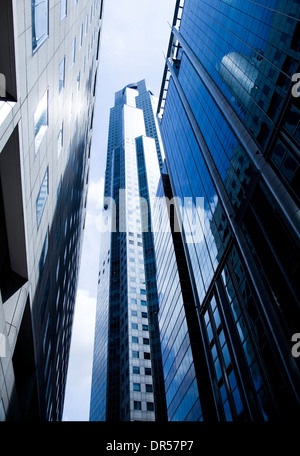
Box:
[32,0,49,51]
[146,402,154,412]
[134,401,141,410]
[133,383,140,391]
[223,400,232,421]
[34,90,48,153]
[60,0,67,20]
[71,37,76,65]
[232,387,244,416]
[214,357,222,381]
[59,57,65,93]
[39,229,49,274]
[222,343,231,368]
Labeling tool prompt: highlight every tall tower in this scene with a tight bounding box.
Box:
[90,80,168,421]
[157,0,300,421]
[0,0,103,421]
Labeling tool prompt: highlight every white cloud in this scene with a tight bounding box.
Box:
[86,177,104,211]
[63,289,97,421]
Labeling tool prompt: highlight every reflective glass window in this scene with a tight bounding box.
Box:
[59,57,65,93]
[34,90,48,153]
[134,401,141,410]
[133,383,140,391]
[32,0,49,52]
[60,0,67,20]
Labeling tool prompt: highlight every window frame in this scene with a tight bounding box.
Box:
[32,0,49,53]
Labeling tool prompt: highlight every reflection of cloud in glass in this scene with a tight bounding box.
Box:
[218,51,262,112]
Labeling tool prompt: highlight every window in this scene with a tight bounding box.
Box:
[34,90,48,153]
[133,366,140,374]
[146,384,153,393]
[59,57,65,93]
[134,401,141,410]
[133,383,140,391]
[140,289,146,295]
[60,0,67,20]
[131,323,138,330]
[132,336,139,344]
[132,351,139,359]
[79,24,83,48]
[57,123,63,157]
[57,177,62,205]
[142,325,148,331]
[71,37,76,66]
[147,402,154,412]
[141,300,147,306]
[85,14,88,35]
[131,298,137,305]
[145,367,151,375]
[143,338,149,345]
[141,312,147,318]
[131,310,137,317]
[36,168,49,229]
[144,352,150,360]
[39,228,49,274]
[32,0,49,52]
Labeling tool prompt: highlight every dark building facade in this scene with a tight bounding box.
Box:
[157,0,300,421]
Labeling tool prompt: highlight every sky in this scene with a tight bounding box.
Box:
[62,0,176,421]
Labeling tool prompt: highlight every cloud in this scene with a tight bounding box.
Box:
[86,177,104,211]
[63,288,97,421]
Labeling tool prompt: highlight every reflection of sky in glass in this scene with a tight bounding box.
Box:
[33,0,48,49]
[35,1,48,40]
[179,0,285,123]
[161,78,227,303]
[34,90,48,152]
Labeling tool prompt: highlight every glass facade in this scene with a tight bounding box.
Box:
[152,169,215,421]
[158,0,300,421]
[32,0,49,52]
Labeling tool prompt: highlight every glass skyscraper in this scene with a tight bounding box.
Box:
[90,80,168,421]
[156,0,300,421]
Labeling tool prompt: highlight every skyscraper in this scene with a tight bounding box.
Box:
[157,0,300,421]
[89,80,169,421]
[0,0,103,421]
